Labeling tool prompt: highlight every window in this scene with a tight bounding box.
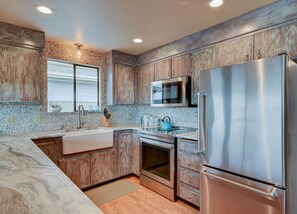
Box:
[47,60,100,112]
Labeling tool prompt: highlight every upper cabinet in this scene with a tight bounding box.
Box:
[105,50,137,105]
[254,23,297,59]
[154,59,172,80]
[137,63,155,104]
[0,45,42,103]
[191,47,216,104]
[0,22,45,104]
[114,63,135,104]
[216,35,253,67]
[172,54,192,78]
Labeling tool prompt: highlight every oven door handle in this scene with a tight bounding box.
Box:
[141,138,174,150]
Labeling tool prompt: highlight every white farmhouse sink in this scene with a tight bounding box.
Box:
[62,129,113,155]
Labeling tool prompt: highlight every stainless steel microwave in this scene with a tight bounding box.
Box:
[151,76,191,107]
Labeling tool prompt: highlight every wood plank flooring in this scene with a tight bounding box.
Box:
[87,176,199,214]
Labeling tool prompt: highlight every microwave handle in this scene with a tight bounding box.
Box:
[197,93,206,154]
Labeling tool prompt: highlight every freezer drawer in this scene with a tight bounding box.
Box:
[200,167,286,214]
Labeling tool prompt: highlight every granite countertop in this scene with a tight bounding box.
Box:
[176,131,198,141]
[0,124,145,213]
[0,136,103,214]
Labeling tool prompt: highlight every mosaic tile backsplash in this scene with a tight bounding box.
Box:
[0,104,197,134]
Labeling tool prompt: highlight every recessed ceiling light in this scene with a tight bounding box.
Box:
[133,38,143,43]
[35,5,53,14]
[209,0,224,7]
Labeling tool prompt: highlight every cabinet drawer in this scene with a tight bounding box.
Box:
[177,182,200,206]
[178,152,200,172]
[178,139,198,154]
[179,167,200,189]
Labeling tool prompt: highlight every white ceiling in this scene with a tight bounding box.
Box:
[0,0,276,55]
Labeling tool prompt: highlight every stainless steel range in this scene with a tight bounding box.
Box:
[139,127,196,201]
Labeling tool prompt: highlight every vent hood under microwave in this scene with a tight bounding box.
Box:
[151,76,191,107]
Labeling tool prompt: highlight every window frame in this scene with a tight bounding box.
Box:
[47,59,101,113]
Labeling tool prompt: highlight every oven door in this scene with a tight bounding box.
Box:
[140,138,175,188]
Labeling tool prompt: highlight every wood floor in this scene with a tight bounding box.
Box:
[89,176,199,214]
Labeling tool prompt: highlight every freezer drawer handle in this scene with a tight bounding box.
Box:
[202,170,279,199]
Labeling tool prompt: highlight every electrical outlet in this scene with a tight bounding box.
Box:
[35,114,42,125]
[6,115,14,125]
[126,112,132,120]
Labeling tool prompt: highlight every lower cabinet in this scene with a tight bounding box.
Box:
[34,129,140,190]
[32,137,62,166]
[116,130,140,177]
[90,148,118,185]
[59,154,91,189]
[177,138,201,207]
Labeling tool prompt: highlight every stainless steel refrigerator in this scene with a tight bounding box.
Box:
[198,54,297,214]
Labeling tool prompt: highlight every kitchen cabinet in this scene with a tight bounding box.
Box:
[0,44,42,103]
[254,22,297,59]
[216,35,253,67]
[105,50,136,105]
[116,130,140,177]
[114,63,135,104]
[154,59,172,80]
[90,148,118,185]
[191,46,216,104]
[137,63,155,104]
[117,130,133,176]
[177,138,201,206]
[32,137,62,166]
[131,131,140,176]
[171,54,192,78]
[59,154,91,189]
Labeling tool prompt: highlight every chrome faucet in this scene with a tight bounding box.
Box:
[77,105,85,129]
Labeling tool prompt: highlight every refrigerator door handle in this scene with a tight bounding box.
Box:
[197,92,206,154]
[201,170,279,199]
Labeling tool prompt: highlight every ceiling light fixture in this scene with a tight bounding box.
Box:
[74,43,83,59]
[35,5,53,14]
[133,38,143,43]
[209,0,224,7]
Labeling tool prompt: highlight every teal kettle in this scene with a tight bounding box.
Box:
[161,116,172,130]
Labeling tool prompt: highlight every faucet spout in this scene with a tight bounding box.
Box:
[77,105,85,129]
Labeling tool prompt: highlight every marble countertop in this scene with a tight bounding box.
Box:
[176,131,198,141]
[0,136,103,214]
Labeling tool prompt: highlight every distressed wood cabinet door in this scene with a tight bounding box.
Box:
[154,59,172,80]
[0,44,41,103]
[59,154,91,189]
[90,148,118,185]
[191,47,216,104]
[132,131,140,176]
[117,130,133,177]
[172,54,192,78]
[114,63,135,104]
[137,63,155,104]
[216,35,253,67]
[254,23,297,59]
[33,137,62,166]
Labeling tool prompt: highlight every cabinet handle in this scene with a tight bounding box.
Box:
[246,52,249,61]
[257,49,262,59]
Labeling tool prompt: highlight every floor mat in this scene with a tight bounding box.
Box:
[84,179,139,206]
